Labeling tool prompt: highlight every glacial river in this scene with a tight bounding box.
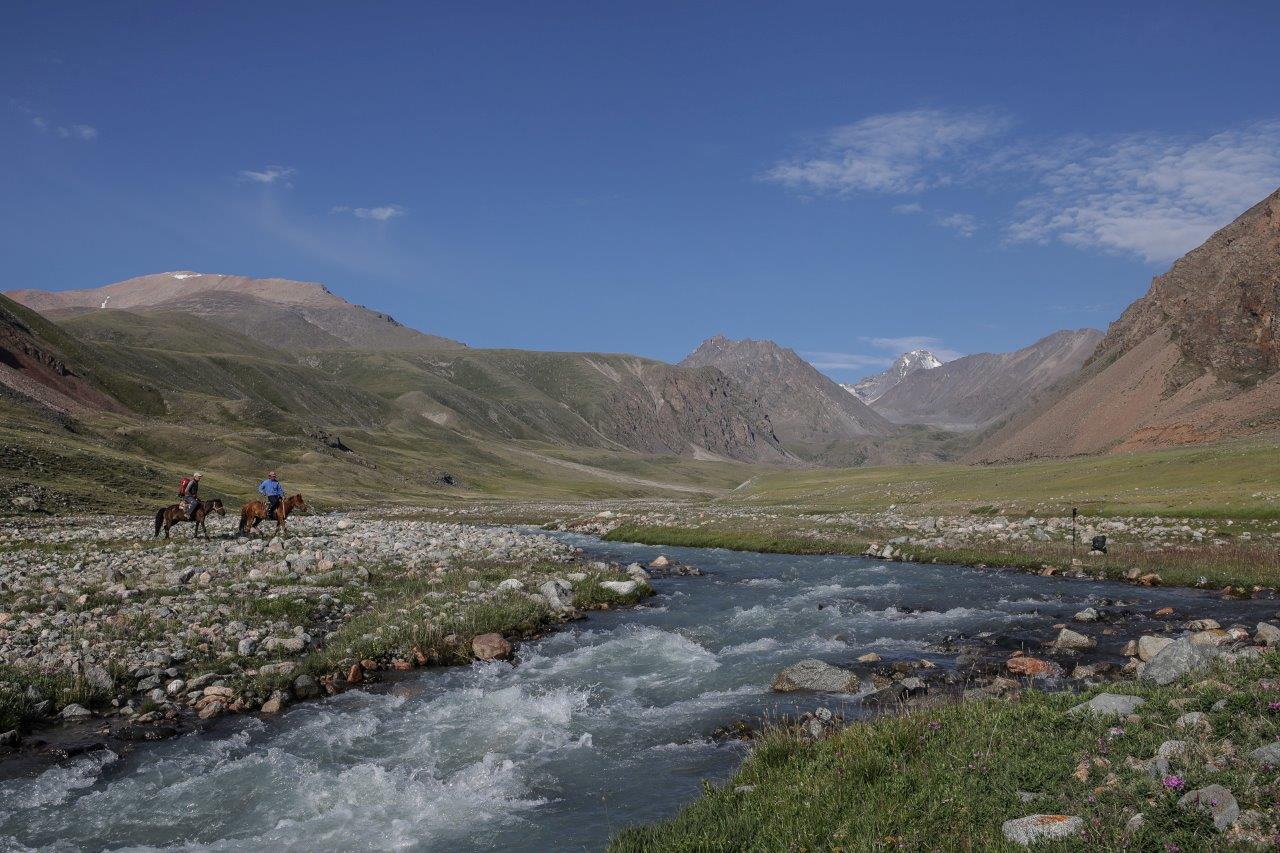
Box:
[1,534,1274,852]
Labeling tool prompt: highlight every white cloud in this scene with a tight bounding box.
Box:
[1005,122,1280,263]
[762,108,1012,195]
[765,110,1280,265]
[935,211,978,237]
[66,124,97,140]
[237,165,297,185]
[805,335,963,377]
[802,351,896,371]
[331,204,406,221]
[31,116,47,130]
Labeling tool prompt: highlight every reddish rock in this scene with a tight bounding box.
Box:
[1154,607,1175,617]
[472,633,513,661]
[392,659,413,671]
[346,664,363,684]
[1006,657,1062,678]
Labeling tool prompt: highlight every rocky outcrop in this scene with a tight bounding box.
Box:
[681,335,891,450]
[972,186,1280,461]
[872,330,1101,430]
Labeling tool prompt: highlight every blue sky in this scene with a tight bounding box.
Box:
[4,2,1280,381]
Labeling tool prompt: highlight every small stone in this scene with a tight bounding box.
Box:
[1124,813,1145,835]
[771,659,860,693]
[1175,711,1210,732]
[1186,618,1220,631]
[1248,741,1280,767]
[260,691,287,714]
[857,652,882,663]
[1255,622,1280,646]
[0,730,19,747]
[1053,628,1096,651]
[1067,693,1145,718]
[1006,657,1061,678]
[1178,784,1239,832]
[599,580,639,596]
[1073,607,1099,623]
[1001,815,1084,846]
[1137,635,1173,662]
[60,703,91,720]
[649,555,671,568]
[292,675,321,700]
[471,633,513,661]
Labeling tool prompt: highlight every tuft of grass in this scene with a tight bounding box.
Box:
[612,653,1280,851]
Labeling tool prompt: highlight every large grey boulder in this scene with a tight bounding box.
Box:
[1255,622,1280,646]
[1178,784,1239,832]
[1140,637,1219,685]
[1001,815,1084,846]
[1067,693,1145,718]
[771,659,860,693]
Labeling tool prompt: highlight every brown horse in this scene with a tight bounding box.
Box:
[154,498,225,540]
[239,493,308,537]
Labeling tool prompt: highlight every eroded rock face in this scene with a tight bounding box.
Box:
[771,659,860,693]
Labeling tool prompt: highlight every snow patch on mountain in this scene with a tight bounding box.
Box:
[844,349,942,403]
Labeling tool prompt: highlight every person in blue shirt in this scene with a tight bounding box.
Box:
[258,470,285,520]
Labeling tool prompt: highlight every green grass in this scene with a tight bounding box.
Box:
[603,524,868,556]
[612,654,1280,851]
[0,664,120,734]
[730,434,1280,519]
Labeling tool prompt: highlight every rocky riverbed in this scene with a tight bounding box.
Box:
[0,511,653,757]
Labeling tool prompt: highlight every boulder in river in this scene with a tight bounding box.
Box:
[771,659,860,693]
[1052,628,1096,651]
[1137,635,1173,662]
[1006,656,1061,678]
[472,633,513,661]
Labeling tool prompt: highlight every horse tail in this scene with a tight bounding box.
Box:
[154,508,165,537]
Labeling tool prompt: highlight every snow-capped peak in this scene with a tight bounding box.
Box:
[845,349,942,403]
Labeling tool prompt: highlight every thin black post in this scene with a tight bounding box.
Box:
[1071,507,1078,558]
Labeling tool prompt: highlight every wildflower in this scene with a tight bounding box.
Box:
[1164,844,1180,853]
[927,721,941,731]
[1107,726,1125,738]
[1162,775,1185,790]
[1268,701,1280,713]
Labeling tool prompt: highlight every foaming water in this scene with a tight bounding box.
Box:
[1,534,1275,852]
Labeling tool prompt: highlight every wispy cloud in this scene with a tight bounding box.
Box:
[765,109,1280,264]
[935,211,978,237]
[804,335,963,378]
[237,165,297,186]
[1005,122,1280,263]
[26,113,97,140]
[802,351,896,371]
[865,335,963,361]
[762,108,1012,195]
[331,204,406,221]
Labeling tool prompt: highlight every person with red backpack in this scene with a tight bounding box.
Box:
[179,472,202,520]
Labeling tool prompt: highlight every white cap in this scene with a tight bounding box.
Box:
[193,472,202,478]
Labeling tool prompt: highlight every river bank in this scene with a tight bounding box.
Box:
[0,511,653,762]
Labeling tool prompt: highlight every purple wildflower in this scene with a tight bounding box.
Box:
[1162,775,1185,790]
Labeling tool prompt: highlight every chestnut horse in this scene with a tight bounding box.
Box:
[154,498,225,540]
[239,493,308,537]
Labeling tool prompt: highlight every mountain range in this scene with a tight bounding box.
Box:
[3,185,1279,506]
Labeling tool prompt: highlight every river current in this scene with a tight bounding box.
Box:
[1,533,1273,851]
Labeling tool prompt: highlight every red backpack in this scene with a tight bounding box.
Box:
[178,477,191,497]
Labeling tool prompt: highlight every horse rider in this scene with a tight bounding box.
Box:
[258,470,285,520]
[180,472,202,520]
